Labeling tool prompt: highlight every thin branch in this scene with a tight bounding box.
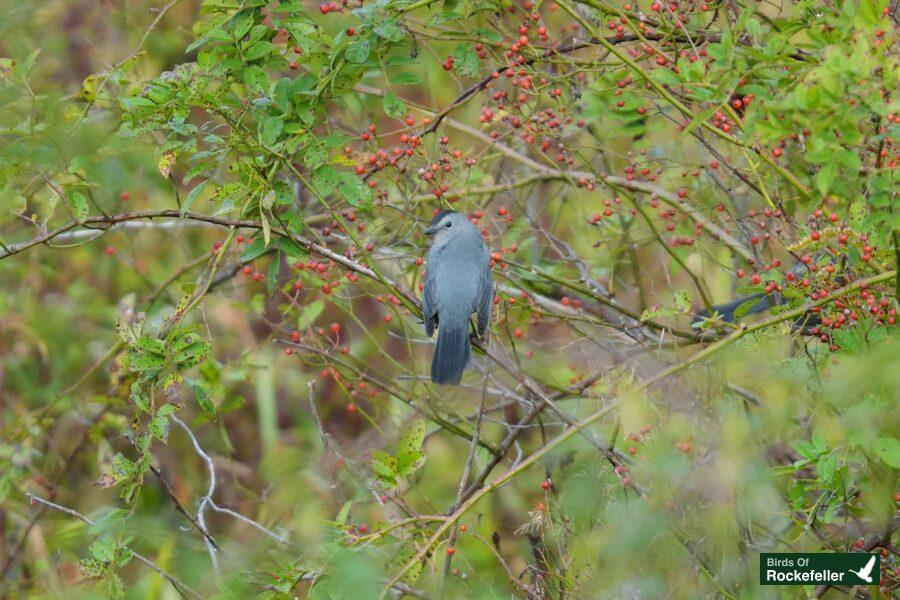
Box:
[25,493,200,599]
[171,416,291,547]
[383,270,897,592]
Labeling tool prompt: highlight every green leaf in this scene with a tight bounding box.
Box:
[244,41,275,61]
[390,546,423,585]
[261,210,271,246]
[128,351,166,372]
[816,454,836,484]
[650,68,681,86]
[682,108,716,135]
[345,38,370,63]
[389,73,422,85]
[312,165,341,195]
[337,172,373,208]
[471,27,503,44]
[243,66,269,92]
[375,19,405,41]
[261,190,276,210]
[397,420,425,458]
[396,420,426,476]
[136,336,165,356]
[451,43,479,78]
[173,341,211,368]
[372,450,398,487]
[181,179,210,216]
[67,190,89,223]
[336,500,352,525]
[112,453,138,478]
[873,437,900,468]
[90,538,116,563]
[260,116,284,147]
[149,413,170,442]
[267,251,281,296]
[793,440,821,460]
[192,384,216,418]
[241,237,270,262]
[382,91,406,118]
[815,161,837,195]
[131,383,150,413]
[297,299,324,329]
[304,145,327,170]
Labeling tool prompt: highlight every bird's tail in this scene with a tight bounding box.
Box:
[431,321,470,385]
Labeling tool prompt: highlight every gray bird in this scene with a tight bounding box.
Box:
[422,211,493,384]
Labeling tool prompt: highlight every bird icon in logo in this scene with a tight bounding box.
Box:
[848,555,876,583]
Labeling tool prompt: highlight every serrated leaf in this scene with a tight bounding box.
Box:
[243,65,269,92]
[396,450,425,477]
[244,40,275,61]
[131,382,150,412]
[192,384,216,418]
[304,145,327,169]
[67,190,89,223]
[173,341,211,368]
[260,116,284,147]
[650,68,681,86]
[451,43,479,78]
[816,454,836,484]
[241,237,269,262]
[337,172,373,208]
[106,573,125,600]
[382,91,406,118]
[157,403,178,417]
[345,38,370,63]
[390,546,423,585]
[793,439,821,460]
[397,420,425,458]
[375,19,405,42]
[136,336,165,356]
[90,539,116,563]
[116,317,137,346]
[312,165,341,195]
[128,351,166,372]
[149,414,170,442]
[111,453,137,478]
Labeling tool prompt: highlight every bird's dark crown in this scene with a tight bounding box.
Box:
[429,210,457,227]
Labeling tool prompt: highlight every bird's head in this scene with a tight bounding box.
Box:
[423,210,476,247]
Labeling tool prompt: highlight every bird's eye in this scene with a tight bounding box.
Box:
[445,221,452,228]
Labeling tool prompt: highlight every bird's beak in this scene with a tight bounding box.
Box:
[423,225,438,236]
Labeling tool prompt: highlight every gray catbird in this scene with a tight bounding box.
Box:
[692,259,822,331]
[422,210,493,384]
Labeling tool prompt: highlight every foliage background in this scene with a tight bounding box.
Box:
[0,0,898,598]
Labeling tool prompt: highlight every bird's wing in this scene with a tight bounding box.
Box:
[475,246,493,338]
[861,555,876,577]
[422,264,438,337]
